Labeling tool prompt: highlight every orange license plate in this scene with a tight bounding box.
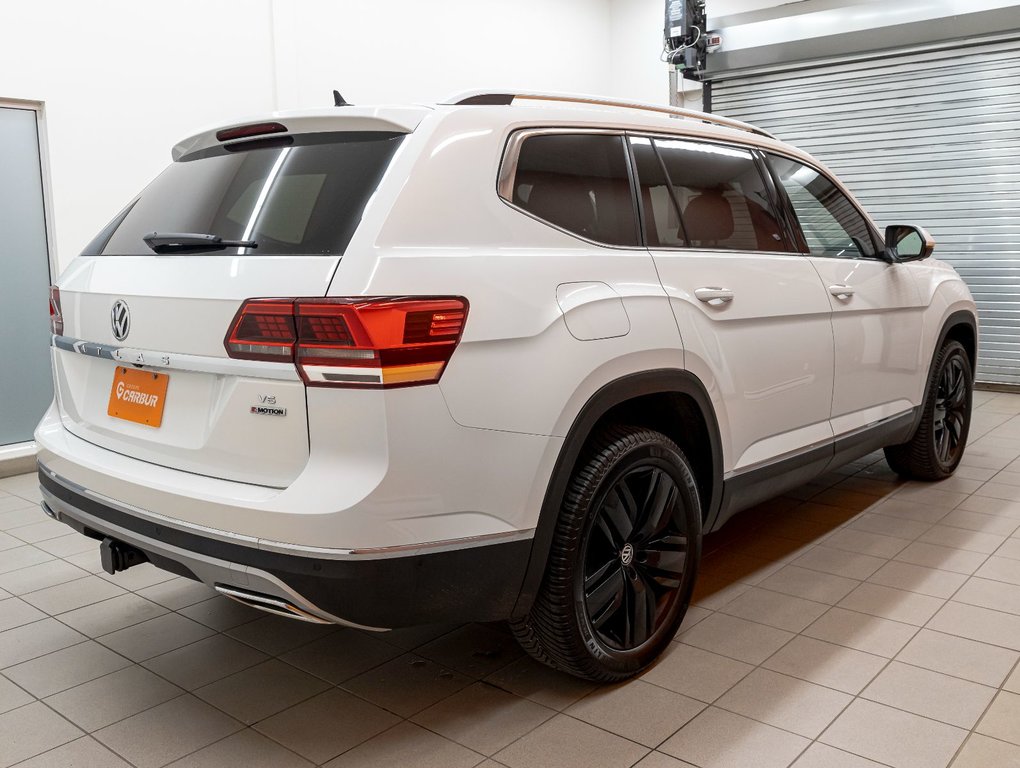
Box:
[108,367,169,427]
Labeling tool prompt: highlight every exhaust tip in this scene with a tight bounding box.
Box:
[214,585,331,624]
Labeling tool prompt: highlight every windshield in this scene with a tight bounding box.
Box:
[87,132,405,256]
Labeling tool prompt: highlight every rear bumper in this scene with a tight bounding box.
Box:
[39,465,532,629]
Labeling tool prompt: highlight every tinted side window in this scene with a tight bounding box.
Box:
[510,134,638,246]
[768,154,878,258]
[654,139,788,252]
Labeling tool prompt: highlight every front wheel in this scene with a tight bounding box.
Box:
[511,426,702,682]
[885,339,973,480]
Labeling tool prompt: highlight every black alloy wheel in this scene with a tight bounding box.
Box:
[582,464,690,651]
[933,355,968,466]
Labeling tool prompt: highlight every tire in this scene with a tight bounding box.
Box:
[510,425,702,682]
[885,339,973,480]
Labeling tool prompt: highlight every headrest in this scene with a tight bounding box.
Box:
[519,174,596,238]
[684,191,735,244]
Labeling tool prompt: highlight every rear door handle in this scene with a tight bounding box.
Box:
[695,287,734,305]
[829,284,855,300]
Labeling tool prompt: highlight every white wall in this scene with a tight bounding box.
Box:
[3,0,613,272]
[0,1,277,272]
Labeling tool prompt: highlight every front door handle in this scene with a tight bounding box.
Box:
[829,284,855,300]
[695,287,734,305]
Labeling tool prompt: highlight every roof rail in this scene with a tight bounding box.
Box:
[440,90,776,140]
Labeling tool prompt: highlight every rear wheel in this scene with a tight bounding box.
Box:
[885,339,972,480]
[511,426,702,681]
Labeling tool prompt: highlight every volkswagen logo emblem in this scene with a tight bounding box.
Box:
[111,300,130,341]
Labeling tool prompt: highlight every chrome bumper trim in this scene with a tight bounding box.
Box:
[38,462,535,560]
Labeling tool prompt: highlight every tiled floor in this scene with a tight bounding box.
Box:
[5,392,1020,767]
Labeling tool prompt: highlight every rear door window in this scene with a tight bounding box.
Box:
[506,133,639,246]
[767,154,879,259]
[88,132,405,256]
[647,138,789,252]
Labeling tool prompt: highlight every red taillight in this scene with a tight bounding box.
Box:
[49,285,63,335]
[224,297,469,388]
[215,122,288,142]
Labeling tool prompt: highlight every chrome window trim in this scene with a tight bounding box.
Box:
[39,463,536,561]
[51,334,301,381]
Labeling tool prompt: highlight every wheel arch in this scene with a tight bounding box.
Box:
[511,368,723,617]
[905,309,978,440]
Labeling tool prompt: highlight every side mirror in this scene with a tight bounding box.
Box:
[885,224,935,262]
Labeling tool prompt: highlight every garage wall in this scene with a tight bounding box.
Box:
[1,0,614,273]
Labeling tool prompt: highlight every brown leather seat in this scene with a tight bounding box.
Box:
[684,191,734,246]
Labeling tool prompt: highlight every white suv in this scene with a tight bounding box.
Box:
[36,91,977,681]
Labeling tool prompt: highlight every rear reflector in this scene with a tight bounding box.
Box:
[49,285,63,335]
[215,122,288,142]
[224,297,469,388]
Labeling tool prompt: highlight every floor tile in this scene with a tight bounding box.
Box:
[792,742,888,768]
[417,623,525,679]
[836,582,944,625]
[94,694,242,768]
[659,706,809,768]
[975,555,1020,586]
[0,617,85,668]
[823,529,912,559]
[0,558,89,595]
[20,575,126,615]
[495,713,648,768]
[870,498,952,524]
[861,661,995,728]
[415,681,555,755]
[224,613,336,656]
[939,508,1020,536]
[194,658,329,725]
[376,622,461,652]
[919,525,1006,554]
[0,545,53,575]
[58,593,168,636]
[719,587,828,633]
[953,734,1020,767]
[4,640,132,698]
[821,699,967,768]
[177,596,260,631]
[142,634,268,690]
[256,688,400,763]
[485,655,597,711]
[44,664,182,731]
[0,596,46,632]
[166,729,313,768]
[867,560,967,599]
[566,679,702,747]
[976,482,1020,502]
[280,627,403,684]
[96,562,178,591]
[762,635,887,694]
[679,613,793,665]
[793,546,886,580]
[0,674,32,714]
[641,643,753,703]
[895,541,987,575]
[896,629,1020,687]
[8,517,74,544]
[894,485,969,509]
[756,565,860,604]
[633,753,699,768]
[12,735,134,768]
[848,512,931,540]
[0,701,83,768]
[33,533,99,558]
[342,653,472,718]
[955,577,1020,615]
[957,495,1020,518]
[716,667,851,739]
[976,690,1020,746]
[136,577,217,610]
[927,601,1020,651]
[97,612,214,662]
[323,721,482,768]
[803,607,917,657]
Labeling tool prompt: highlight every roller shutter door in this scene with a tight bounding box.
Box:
[710,36,1020,385]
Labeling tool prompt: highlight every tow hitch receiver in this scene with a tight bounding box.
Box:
[99,537,149,575]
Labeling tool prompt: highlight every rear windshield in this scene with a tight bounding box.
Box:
[86,132,405,256]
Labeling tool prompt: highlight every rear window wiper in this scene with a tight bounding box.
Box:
[142,232,258,254]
